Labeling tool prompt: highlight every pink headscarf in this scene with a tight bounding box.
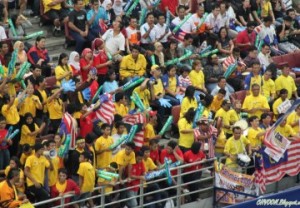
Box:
[81,48,92,57]
[91,38,104,53]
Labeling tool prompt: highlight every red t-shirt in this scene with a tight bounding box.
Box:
[159,148,183,164]
[79,113,95,138]
[236,30,256,52]
[93,51,108,75]
[127,162,145,192]
[150,149,160,164]
[183,150,206,173]
[0,129,8,150]
[80,58,92,82]
[160,0,178,15]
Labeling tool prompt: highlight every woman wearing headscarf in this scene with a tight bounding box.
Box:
[80,48,93,82]
[112,0,123,16]
[20,113,41,147]
[102,0,115,27]
[92,38,112,86]
[68,51,81,78]
[13,41,27,64]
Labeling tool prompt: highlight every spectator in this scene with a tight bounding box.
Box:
[24,143,52,207]
[216,27,234,57]
[178,108,195,152]
[0,116,11,170]
[13,41,27,64]
[204,54,224,92]
[68,0,95,53]
[246,116,265,151]
[140,13,159,48]
[156,13,172,48]
[210,89,226,113]
[102,20,125,62]
[80,48,93,82]
[215,100,232,138]
[272,88,289,118]
[162,65,181,103]
[55,53,73,86]
[287,104,300,133]
[205,4,222,34]
[258,44,273,69]
[95,123,113,169]
[180,85,197,118]
[43,0,69,36]
[275,64,298,99]
[68,51,81,78]
[244,61,262,91]
[50,168,80,208]
[115,142,136,181]
[0,42,9,66]
[126,16,140,51]
[211,77,232,100]
[27,36,52,77]
[235,21,257,58]
[20,113,42,147]
[144,110,161,146]
[237,0,254,26]
[243,46,259,68]
[172,6,196,38]
[87,0,107,37]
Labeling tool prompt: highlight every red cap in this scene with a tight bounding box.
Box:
[149,111,157,117]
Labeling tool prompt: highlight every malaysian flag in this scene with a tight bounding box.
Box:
[123,113,146,148]
[254,140,300,194]
[170,23,187,41]
[94,93,115,125]
[194,125,217,158]
[222,55,246,77]
[59,112,77,150]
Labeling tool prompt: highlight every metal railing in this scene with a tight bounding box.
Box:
[33,158,216,208]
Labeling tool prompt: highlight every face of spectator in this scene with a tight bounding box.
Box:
[251,86,260,96]
[37,38,46,49]
[103,127,111,136]
[150,142,158,150]
[130,18,137,28]
[1,44,9,54]
[26,116,33,125]
[197,7,204,16]
[113,21,121,31]
[296,107,300,116]
[155,43,163,52]
[218,78,226,88]
[168,67,176,77]
[158,16,165,25]
[233,128,242,140]
[220,4,226,13]
[184,38,193,46]
[18,42,24,51]
[247,26,255,33]
[243,0,250,8]
[250,118,259,128]
[153,69,161,78]
[282,67,290,76]
[144,150,150,158]
[262,45,270,54]
[288,11,296,20]
[54,135,61,145]
[77,140,85,149]
[223,103,231,111]
[48,142,56,151]
[284,20,291,28]
[178,8,186,19]
[262,116,271,125]
[263,71,271,80]
[125,146,133,155]
[62,56,69,65]
[9,160,17,168]
[194,62,202,71]
[220,28,227,38]
[279,119,287,127]
[264,20,272,27]
[166,145,173,154]
[217,93,225,100]
[170,42,177,50]
[131,48,139,59]
[213,7,220,17]
[93,1,99,10]
[280,92,288,100]
[252,64,261,74]
[58,172,67,183]
[0,119,5,130]
[117,125,125,134]
[75,0,84,10]
[147,14,154,25]
[136,155,143,163]
[37,147,45,156]
[211,55,218,64]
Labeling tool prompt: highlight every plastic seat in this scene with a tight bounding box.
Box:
[171,105,181,126]
[64,20,75,49]
[229,90,247,105]
[45,76,57,89]
[39,0,51,26]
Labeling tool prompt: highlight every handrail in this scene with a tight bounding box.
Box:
[33,157,217,207]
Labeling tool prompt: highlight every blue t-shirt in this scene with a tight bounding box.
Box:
[87,7,108,28]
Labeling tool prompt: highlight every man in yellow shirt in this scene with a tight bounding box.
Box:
[244,62,262,92]
[287,104,300,133]
[24,143,53,206]
[131,78,151,110]
[46,140,60,188]
[275,64,298,99]
[210,89,226,113]
[272,88,289,119]
[247,116,265,150]
[215,100,232,138]
[119,45,147,80]
[43,0,69,35]
[115,142,136,181]
[95,124,114,169]
[189,59,207,92]
[77,151,96,207]
[275,114,298,140]
[114,92,128,117]
[144,111,161,146]
[224,126,251,172]
[261,69,276,102]
[242,83,270,118]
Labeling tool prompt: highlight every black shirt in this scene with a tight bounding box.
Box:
[69,10,87,31]
[237,7,251,23]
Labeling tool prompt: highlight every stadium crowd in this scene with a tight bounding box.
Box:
[0,0,300,207]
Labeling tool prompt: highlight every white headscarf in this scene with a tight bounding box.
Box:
[68,51,80,72]
[102,0,112,10]
[113,0,123,15]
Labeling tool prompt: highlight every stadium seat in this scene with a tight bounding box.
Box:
[45,76,57,89]
[230,90,247,105]
[171,105,181,125]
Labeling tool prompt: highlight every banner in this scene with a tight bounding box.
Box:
[264,132,290,162]
[226,186,300,208]
[214,162,258,204]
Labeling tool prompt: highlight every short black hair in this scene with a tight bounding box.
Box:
[58,168,68,175]
[218,88,226,95]
[279,88,288,95]
[248,115,259,123]
[283,16,293,22]
[7,168,20,180]
[115,92,125,102]
[34,143,44,152]
[126,142,135,149]
[81,151,91,160]
[167,140,177,149]
[101,123,111,130]
[131,44,140,52]
[184,34,193,40]
[263,16,273,23]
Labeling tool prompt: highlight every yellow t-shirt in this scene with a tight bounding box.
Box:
[224,136,250,167]
[114,149,136,167]
[1,99,20,125]
[43,0,62,13]
[272,97,284,116]
[228,109,240,125]
[275,124,297,138]
[144,123,155,146]
[132,86,150,110]
[19,95,41,117]
[97,177,113,194]
[56,181,67,193]
[20,151,35,165]
[249,75,262,92]
[287,111,300,133]
[180,97,197,118]
[247,127,264,148]
[178,118,194,148]
[55,65,73,86]
[215,130,227,154]
[262,78,275,100]
[242,94,269,118]
[261,1,272,17]
[49,156,60,187]
[143,157,157,172]
[275,75,297,99]
[114,103,128,117]
[4,166,25,193]
[95,136,114,169]
[210,96,223,113]
[189,70,205,90]
[47,98,63,120]
[37,89,48,113]
[153,78,164,96]
[167,76,177,93]
[25,155,50,187]
[77,162,95,193]
[20,124,40,146]
[215,108,231,134]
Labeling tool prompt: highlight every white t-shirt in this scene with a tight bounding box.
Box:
[155,23,171,43]
[140,23,159,44]
[0,26,7,40]
[205,13,222,33]
[171,17,196,33]
[102,29,125,54]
